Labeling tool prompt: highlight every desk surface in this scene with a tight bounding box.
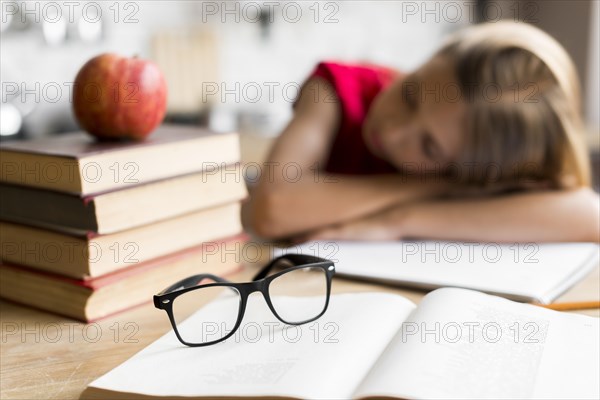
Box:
[1,255,599,399]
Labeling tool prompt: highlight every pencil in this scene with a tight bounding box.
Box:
[536,301,600,311]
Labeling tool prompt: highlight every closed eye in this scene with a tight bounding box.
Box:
[421,133,442,160]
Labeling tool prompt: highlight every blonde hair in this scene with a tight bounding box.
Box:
[438,21,590,188]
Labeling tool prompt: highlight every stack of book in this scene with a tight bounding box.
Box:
[0,125,248,322]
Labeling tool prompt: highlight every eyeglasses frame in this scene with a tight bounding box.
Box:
[154,254,335,347]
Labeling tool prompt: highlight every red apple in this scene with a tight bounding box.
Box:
[73,53,167,140]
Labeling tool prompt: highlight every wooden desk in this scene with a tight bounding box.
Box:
[1,255,598,400]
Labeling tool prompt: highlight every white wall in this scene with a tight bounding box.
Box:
[1,1,471,136]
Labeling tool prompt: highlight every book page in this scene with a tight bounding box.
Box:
[88,292,416,399]
[354,288,599,399]
[276,241,599,303]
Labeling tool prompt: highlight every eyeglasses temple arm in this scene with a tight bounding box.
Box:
[252,254,330,281]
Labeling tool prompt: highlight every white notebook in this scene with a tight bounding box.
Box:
[274,241,599,303]
[82,289,600,399]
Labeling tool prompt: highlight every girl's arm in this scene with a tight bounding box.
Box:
[304,187,600,243]
[246,78,447,239]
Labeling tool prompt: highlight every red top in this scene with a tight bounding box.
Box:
[305,61,401,175]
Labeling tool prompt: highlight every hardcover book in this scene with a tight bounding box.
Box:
[0,233,248,322]
[0,202,242,278]
[0,125,240,195]
[0,167,247,234]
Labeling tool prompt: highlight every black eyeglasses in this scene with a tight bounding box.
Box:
[154,254,335,347]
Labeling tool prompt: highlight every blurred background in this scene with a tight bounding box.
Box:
[1,0,598,183]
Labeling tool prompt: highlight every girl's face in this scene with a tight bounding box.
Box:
[363,57,467,174]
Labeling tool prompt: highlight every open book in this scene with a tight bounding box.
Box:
[82,289,599,399]
[275,241,600,303]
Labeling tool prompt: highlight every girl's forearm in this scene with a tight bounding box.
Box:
[400,188,600,243]
[250,174,447,239]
